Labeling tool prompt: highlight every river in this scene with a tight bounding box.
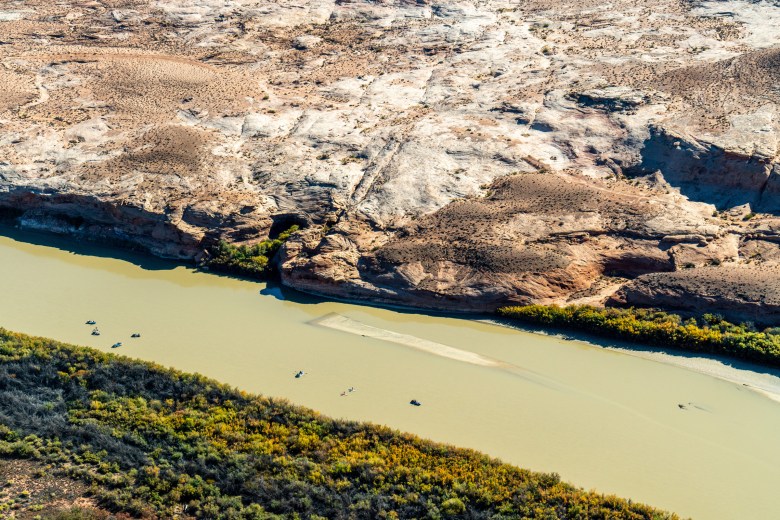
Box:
[1,228,779,519]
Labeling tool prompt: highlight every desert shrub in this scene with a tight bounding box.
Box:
[498,305,780,367]
[0,328,677,520]
[46,507,111,520]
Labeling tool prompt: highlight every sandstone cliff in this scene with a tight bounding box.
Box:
[1,0,780,322]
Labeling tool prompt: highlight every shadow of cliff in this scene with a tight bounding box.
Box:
[0,224,184,271]
[633,125,780,213]
[258,282,323,304]
[256,279,476,323]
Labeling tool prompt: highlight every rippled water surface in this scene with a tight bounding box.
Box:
[2,230,780,519]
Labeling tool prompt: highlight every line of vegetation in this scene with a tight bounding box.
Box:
[0,329,679,519]
[205,225,299,279]
[497,305,780,368]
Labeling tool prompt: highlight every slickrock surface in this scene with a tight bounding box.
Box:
[1,0,780,320]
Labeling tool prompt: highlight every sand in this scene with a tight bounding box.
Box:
[312,312,504,367]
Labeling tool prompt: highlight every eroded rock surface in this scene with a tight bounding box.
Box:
[283,171,740,311]
[612,267,780,325]
[1,0,780,320]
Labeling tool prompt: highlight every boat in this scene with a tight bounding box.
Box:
[131,333,141,338]
[409,399,421,406]
[294,370,305,378]
[111,342,122,348]
[85,320,96,325]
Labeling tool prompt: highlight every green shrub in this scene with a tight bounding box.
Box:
[497,305,780,367]
[0,328,678,520]
[440,497,466,515]
[206,225,299,279]
[47,507,110,520]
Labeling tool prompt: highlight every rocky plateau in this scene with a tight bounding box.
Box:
[2,0,780,322]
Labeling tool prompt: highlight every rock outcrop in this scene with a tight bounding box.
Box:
[1,0,780,321]
[282,170,737,311]
[612,267,780,326]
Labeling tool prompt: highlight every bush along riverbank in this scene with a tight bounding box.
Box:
[0,328,679,519]
[205,225,299,279]
[497,305,780,368]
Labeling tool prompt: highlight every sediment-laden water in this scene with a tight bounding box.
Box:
[1,229,779,519]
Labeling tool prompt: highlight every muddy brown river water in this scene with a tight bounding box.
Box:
[1,230,779,519]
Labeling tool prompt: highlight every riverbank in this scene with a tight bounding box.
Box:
[487,317,780,404]
[5,222,780,405]
[2,228,780,519]
[498,305,780,367]
[0,328,679,519]
[291,292,780,403]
